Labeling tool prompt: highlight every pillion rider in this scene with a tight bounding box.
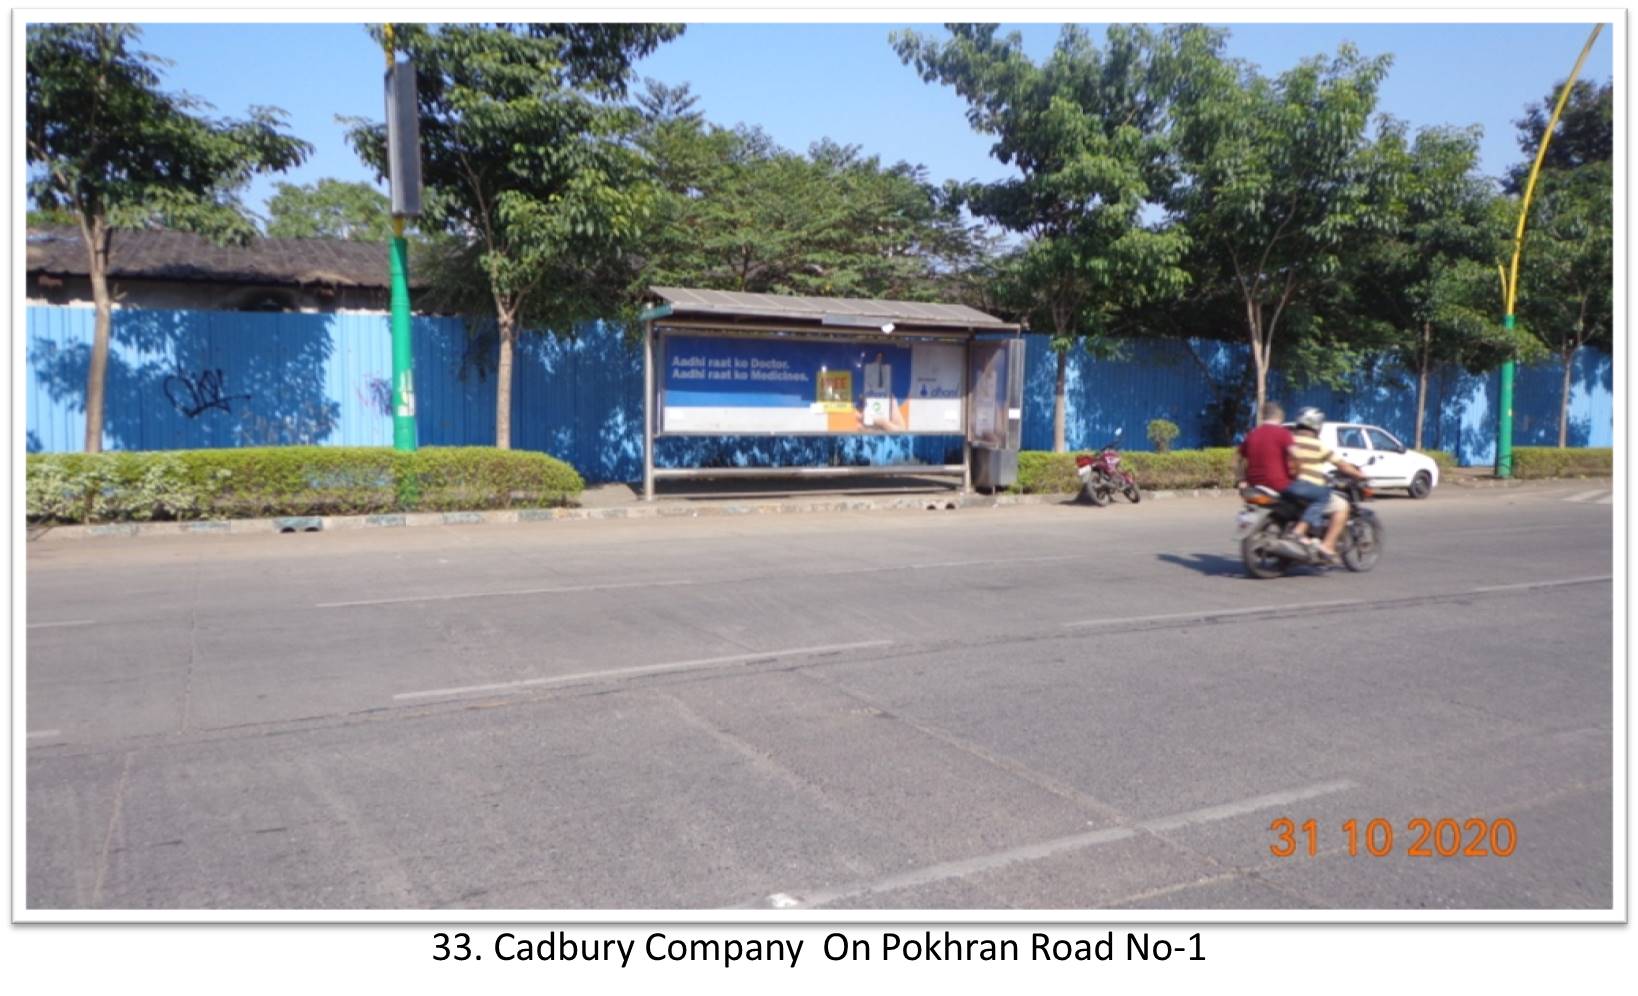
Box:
[1284,407,1368,562]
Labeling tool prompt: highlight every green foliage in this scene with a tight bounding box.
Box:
[26,24,311,244]
[1506,73,1612,446]
[1514,165,1612,357]
[1506,78,1612,194]
[25,448,583,524]
[1017,448,1238,494]
[346,24,680,330]
[635,94,978,300]
[1347,124,1522,378]
[1146,418,1180,452]
[1164,30,1395,408]
[893,24,1191,339]
[1510,447,1612,479]
[265,179,393,241]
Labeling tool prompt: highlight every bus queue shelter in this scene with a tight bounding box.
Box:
[638,287,1024,501]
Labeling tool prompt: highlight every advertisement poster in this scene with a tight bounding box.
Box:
[967,341,1010,448]
[661,335,964,435]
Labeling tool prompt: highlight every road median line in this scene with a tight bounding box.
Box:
[392,640,895,702]
[753,778,1356,910]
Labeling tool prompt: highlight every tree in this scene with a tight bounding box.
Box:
[266,179,393,241]
[26,24,310,451]
[893,24,1190,451]
[1505,79,1612,194]
[1164,31,1395,420]
[347,23,682,449]
[1507,77,1613,447]
[1514,163,1613,446]
[634,91,977,302]
[1347,124,1521,447]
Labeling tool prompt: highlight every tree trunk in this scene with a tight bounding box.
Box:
[495,311,516,450]
[82,220,112,453]
[1414,322,1431,450]
[1244,296,1267,427]
[1248,327,1267,426]
[1052,348,1067,452]
[1558,347,1574,448]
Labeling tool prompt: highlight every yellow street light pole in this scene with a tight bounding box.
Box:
[1495,23,1602,476]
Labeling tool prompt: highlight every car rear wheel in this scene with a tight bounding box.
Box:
[1408,471,1433,499]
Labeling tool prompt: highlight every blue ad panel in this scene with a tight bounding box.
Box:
[663,334,912,408]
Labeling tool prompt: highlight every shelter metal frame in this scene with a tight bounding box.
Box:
[639,288,1020,501]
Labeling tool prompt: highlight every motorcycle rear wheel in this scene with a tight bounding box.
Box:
[1081,480,1109,506]
[1241,521,1291,579]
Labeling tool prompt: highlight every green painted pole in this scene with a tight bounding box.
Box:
[389,230,417,451]
[1497,317,1515,478]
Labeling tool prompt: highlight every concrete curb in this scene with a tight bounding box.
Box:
[28,487,1238,541]
[34,478,1597,541]
[1446,475,1611,489]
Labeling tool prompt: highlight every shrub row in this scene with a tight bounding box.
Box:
[1511,447,1613,480]
[1016,446,1568,494]
[26,447,584,524]
[1423,450,1459,473]
[1017,449,1240,494]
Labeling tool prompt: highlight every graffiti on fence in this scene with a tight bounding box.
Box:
[164,368,252,418]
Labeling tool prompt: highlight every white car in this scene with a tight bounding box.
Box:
[1310,422,1441,499]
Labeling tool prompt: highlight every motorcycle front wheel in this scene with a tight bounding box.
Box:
[1341,512,1383,572]
[1123,480,1142,503]
[1241,521,1291,579]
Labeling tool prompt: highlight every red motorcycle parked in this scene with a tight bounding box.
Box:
[1074,427,1142,506]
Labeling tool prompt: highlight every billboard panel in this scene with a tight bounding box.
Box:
[660,334,964,435]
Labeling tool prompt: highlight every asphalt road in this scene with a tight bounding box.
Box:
[25,482,1616,911]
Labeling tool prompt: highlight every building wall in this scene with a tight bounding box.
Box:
[25,306,1612,481]
[27,274,391,313]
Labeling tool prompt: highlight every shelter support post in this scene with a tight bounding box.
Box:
[643,320,655,501]
[961,338,972,493]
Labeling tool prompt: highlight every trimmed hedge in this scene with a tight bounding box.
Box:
[1420,450,1458,474]
[1512,447,1613,480]
[26,447,584,524]
[1017,448,1239,494]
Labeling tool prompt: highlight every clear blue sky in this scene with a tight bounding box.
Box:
[133,21,1615,222]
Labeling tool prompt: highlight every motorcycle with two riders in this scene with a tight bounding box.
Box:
[1235,450,1384,579]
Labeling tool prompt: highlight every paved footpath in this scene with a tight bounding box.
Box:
[25,482,1614,911]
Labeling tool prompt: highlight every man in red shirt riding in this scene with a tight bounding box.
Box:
[1236,401,1294,492]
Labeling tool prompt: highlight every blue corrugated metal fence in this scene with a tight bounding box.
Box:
[26,306,1612,481]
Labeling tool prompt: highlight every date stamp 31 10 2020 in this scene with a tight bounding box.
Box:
[1269,817,1518,859]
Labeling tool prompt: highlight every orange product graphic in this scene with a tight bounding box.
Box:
[817,370,853,413]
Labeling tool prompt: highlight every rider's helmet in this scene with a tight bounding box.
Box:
[1293,407,1325,432]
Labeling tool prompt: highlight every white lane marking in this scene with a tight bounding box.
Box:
[1064,599,1362,630]
[1471,575,1612,594]
[1136,779,1357,832]
[1065,577,1613,631]
[1564,490,1607,503]
[27,729,62,740]
[319,578,697,609]
[321,554,1079,609]
[27,619,96,629]
[761,779,1355,909]
[1595,495,1613,505]
[393,640,894,701]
